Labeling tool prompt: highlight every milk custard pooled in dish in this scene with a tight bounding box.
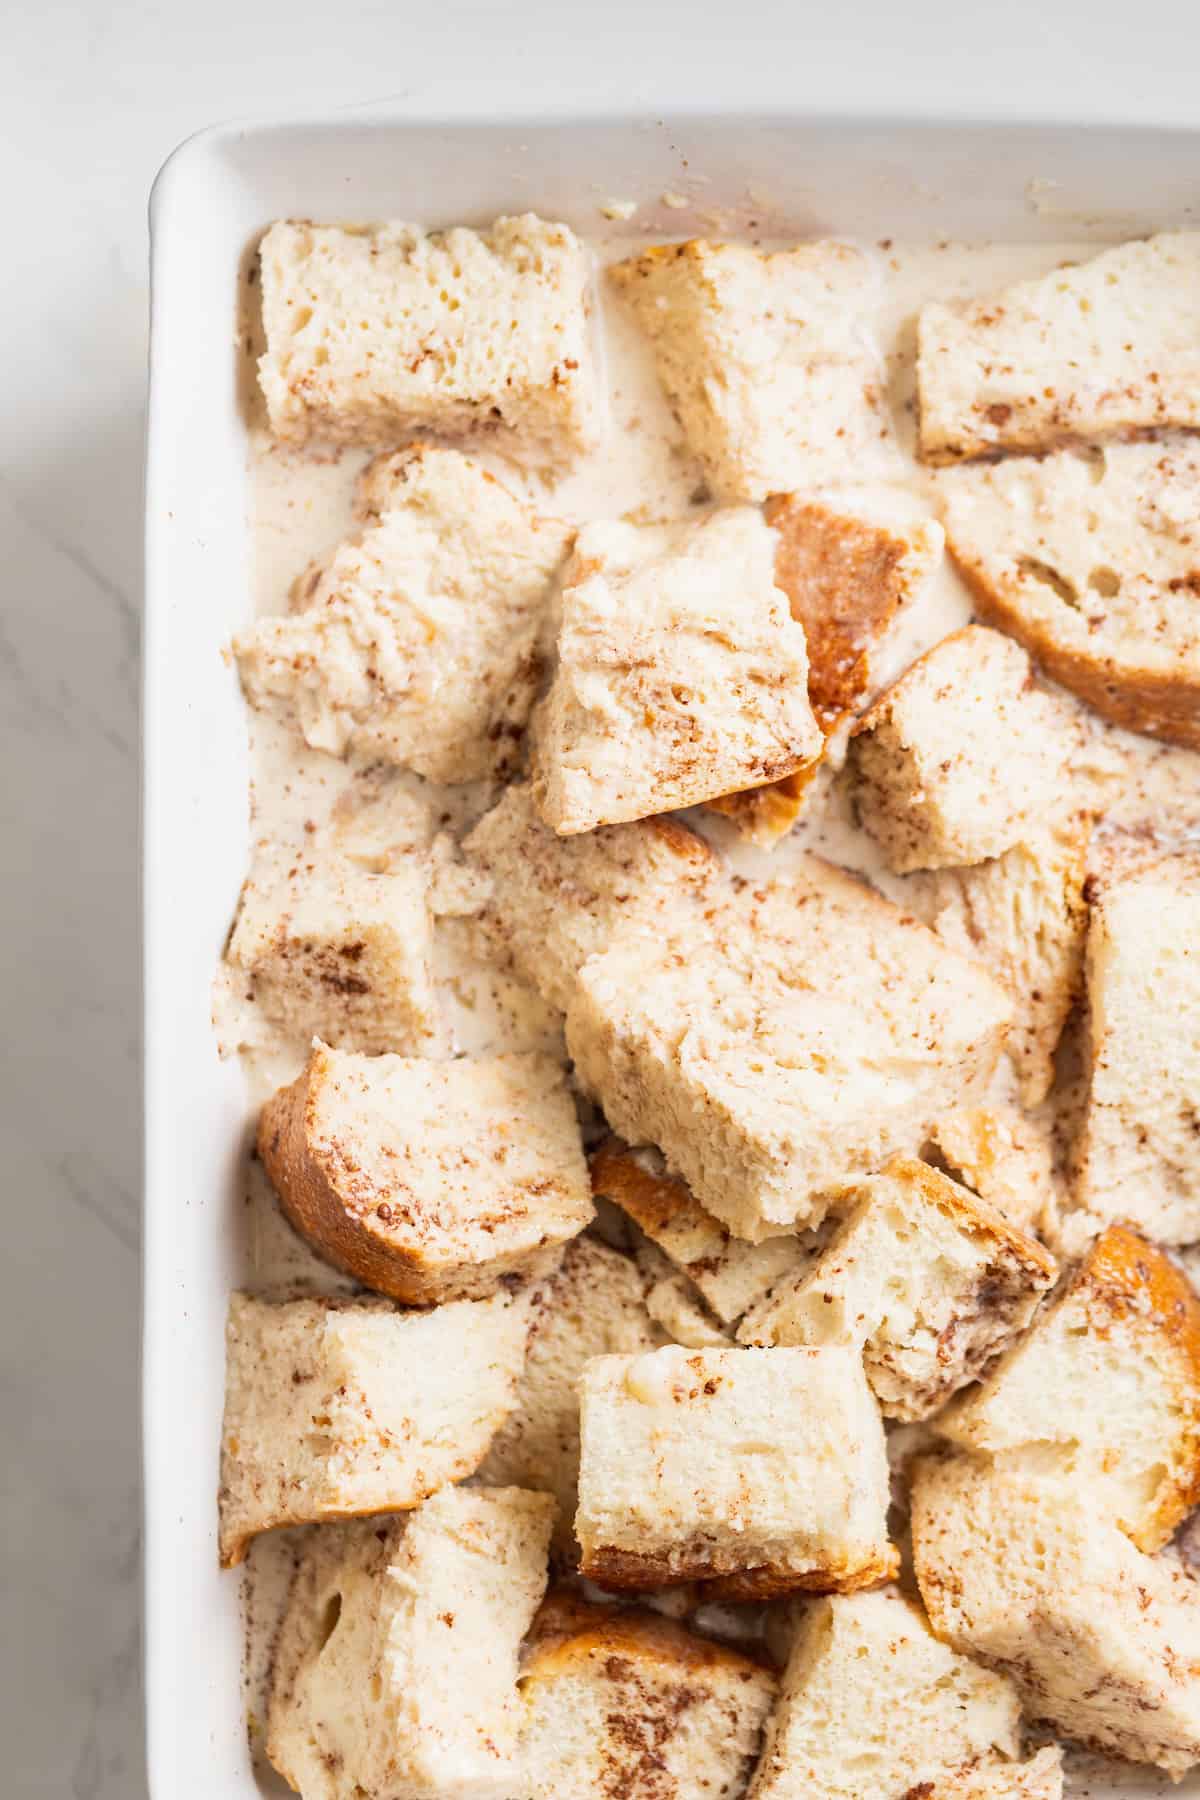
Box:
[215,210,1200,1800]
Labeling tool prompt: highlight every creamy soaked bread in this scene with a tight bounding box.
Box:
[266,1485,555,1800]
[738,1156,1056,1421]
[530,508,822,833]
[634,1241,733,1348]
[940,1222,1200,1552]
[940,436,1200,749]
[1071,851,1200,1242]
[917,232,1200,460]
[746,1588,1022,1800]
[575,1343,895,1596]
[477,1235,659,1557]
[217,1290,528,1565]
[923,1748,1064,1800]
[233,446,571,780]
[258,213,602,462]
[520,1592,776,1799]
[850,626,1078,874]
[258,1042,592,1304]
[567,859,1013,1240]
[225,841,438,1055]
[708,493,943,844]
[926,1106,1058,1237]
[463,781,721,1013]
[913,1454,1200,1777]
[611,238,893,500]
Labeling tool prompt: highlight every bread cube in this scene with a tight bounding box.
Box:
[746,1588,1022,1800]
[566,858,1013,1240]
[258,1042,592,1305]
[940,1222,1200,1552]
[463,781,721,1013]
[917,232,1200,462]
[708,494,943,845]
[611,238,892,501]
[477,1235,659,1557]
[939,436,1200,750]
[912,1453,1200,1776]
[908,818,1091,1105]
[530,508,822,834]
[590,1138,821,1324]
[217,1290,528,1565]
[258,212,602,463]
[738,1155,1056,1422]
[575,1344,895,1596]
[266,1485,554,1800]
[233,446,570,781]
[1072,852,1200,1241]
[224,842,438,1055]
[926,1106,1057,1237]
[918,1748,1064,1800]
[520,1592,776,1800]
[849,626,1076,874]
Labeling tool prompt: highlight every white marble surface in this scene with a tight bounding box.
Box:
[5,3,1196,1794]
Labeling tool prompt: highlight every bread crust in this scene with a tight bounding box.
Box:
[579,1541,899,1596]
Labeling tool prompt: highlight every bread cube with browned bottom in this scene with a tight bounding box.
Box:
[217,1290,528,1566]
[258,1042,592,1304]
[266,1484,555,1800]
[575,1344,895,1597]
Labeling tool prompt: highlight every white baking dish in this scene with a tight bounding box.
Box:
[143,109,1199,1798]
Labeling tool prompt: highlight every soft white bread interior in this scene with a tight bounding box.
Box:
[738,1155,1056,1422]
[266,1484,555,1800]
[849,625,1078,875]
[939,437,1200,750]
[923,1747,1064,1799]
[611,238,894,501]
[939,1220,1200,1552]
[912,1452,1200,1777]
[575,1343,896,1597]
[566,858,1013,1241]
[745,1586,1022,1800]
[257,1041,591,1304]
[477,1234,659,1558]
[1071,850,1200,1242]
[233,445,571,780]
[258,213,602,463]
[520,1589,776,1799]
[916,232,1200,461]
[635,1240,733,1348]
[218,1289,528,1565]
[463,781,721,1014]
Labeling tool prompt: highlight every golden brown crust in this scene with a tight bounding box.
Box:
[525,1587,774,1678]
[588,1139,695,1238]
[949,541,1200,752]
[580,1542,899,1596]
[879,1155,1058,1285]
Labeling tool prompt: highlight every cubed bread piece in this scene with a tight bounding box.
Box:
[926,1106,1058,1237]
[463,781,722,1013]
[575,1344,896,1596]
[912,1453,1200,1776]
[530,509,822,834]
[923,1747,1064,1800]
[591,1139,820,1324]
[258,213,602,463]
[907,819,1091,1105]
[708,495,944,846]
[224,842,438,1054]
[1072,852,1200,1241]
[257,1042,592,1305]
[917,232,1200,462]
[611,239,892,501]
[634,1242,733,1348]
[567,858,1013,1241]
[939,437,1200,750]
[746,1587,1022,1800]
[233,446,570,781]
[266,1484,554,1800]
[520,1592,776,1799]
[217,1290,528,1565]
[738,1156,1056,1421]
[940,1222,1200,1552]
[849,627,1076,874]
[477,1235,659,1557]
